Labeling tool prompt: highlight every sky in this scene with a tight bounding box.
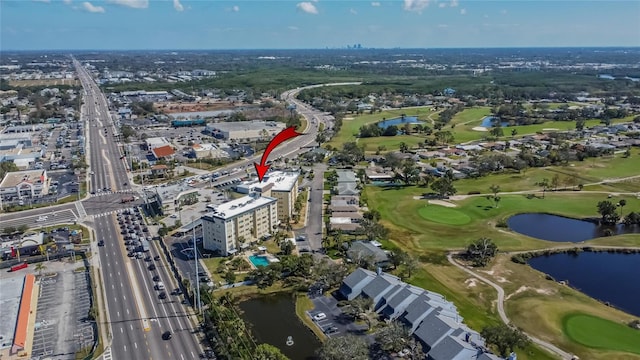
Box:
[1,0,639,50]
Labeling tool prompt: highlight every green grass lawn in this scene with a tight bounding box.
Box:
[452,115,637,144]
[417,205,471,225]
[366,185,640,251]
[448,106,492,125]
[453,155,640,194]
[358,135,427,152]
[562,313,640,354]
[326,107,435,148]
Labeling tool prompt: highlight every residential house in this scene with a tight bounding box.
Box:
[338,268,506,360]
[150,165,168,178]
[347,241,390,269]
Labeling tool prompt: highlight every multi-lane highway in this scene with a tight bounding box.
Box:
[74,59,203,360]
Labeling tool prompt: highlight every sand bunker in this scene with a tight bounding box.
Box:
[428,200,458,208]
[505,286,554,300]
[344,117,355,120]
[465,278,477,288]
[472,126,488,132]
[542,128,560,131]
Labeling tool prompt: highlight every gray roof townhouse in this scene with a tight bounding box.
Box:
[339,268,508,360]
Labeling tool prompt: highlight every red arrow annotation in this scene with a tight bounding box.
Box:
[254,126,304,182]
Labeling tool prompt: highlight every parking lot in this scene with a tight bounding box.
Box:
[307,294,370,341]
[31,267,95,359]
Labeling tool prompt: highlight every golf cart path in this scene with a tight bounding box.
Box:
[447,253,575,360]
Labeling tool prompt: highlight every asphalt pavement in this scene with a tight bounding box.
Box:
[75,59,203,360]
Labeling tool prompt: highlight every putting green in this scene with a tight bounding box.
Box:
[562,313,640,354]
[417,205,471,225]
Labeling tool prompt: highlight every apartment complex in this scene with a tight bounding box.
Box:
[0,169,50,202]
[263,171,299,222]
[201,194,278,256]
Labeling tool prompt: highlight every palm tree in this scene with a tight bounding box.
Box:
[35,262,46,277]
[619,199,627,217]
[539,178,550,199]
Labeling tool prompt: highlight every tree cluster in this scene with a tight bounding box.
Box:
[481,324,530,357]
[463,238,498,267]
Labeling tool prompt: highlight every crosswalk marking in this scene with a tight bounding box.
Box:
[102,347,113,360]
[75,201,88,218]
[89,210,120,219]
[89,190,138,198]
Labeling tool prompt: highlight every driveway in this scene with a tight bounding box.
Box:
[307,294,372,342]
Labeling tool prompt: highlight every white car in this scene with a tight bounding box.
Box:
[36,216,48,222]
[312,312,327,321]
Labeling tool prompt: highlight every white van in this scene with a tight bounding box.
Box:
[155,282,165,290]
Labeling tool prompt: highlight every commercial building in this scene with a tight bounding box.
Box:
[0,169,50,202]
[145,137,172,150]
[191,143,230,159]
[201,194,278,256]
[205,120,286,141]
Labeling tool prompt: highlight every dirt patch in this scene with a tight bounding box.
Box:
[495,276,508,283]
[505,285,554,300]
[505,285,529,300]
[472,126,488,132]
[427,200,458,208]
[344,117,355,120]
[465,278,478,288]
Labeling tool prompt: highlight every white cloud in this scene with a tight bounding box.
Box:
[296,2,318,14]
[232,5,239,12]
[437,24,449,28]
[288,26,299,31]
[403,0,430,13]
[449,0,458,7]
[460,8,466,15]
[438,3,446,8]
[350,8,357,14]
[63,0,72,4]
[106,0,148,9]
[371,1,380,6]
[173,0,183,12]
[501,9,507,15]
[32,0,51,3]
[82,1,105,13]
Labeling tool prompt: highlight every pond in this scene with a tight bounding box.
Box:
[507,213,640,242]
[528,252,640,317]
[377,116,423,129]
[239,293,321,360]
[480,116,509,128]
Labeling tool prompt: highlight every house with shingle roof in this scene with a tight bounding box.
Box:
[338,268,507,360]
[338,268,377,301]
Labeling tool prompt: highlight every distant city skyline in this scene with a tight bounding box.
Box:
[1,0,639,51]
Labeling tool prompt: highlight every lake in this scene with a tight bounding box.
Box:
[528,252,640,317]
[377,116,423,129]
[239,293,321,360]
[480,116,508,128]
[507,213,640,242]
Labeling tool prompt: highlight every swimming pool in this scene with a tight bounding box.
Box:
[249,255,270,267]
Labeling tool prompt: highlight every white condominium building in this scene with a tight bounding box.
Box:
[202,194,278,256]
[263,171,299,222]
